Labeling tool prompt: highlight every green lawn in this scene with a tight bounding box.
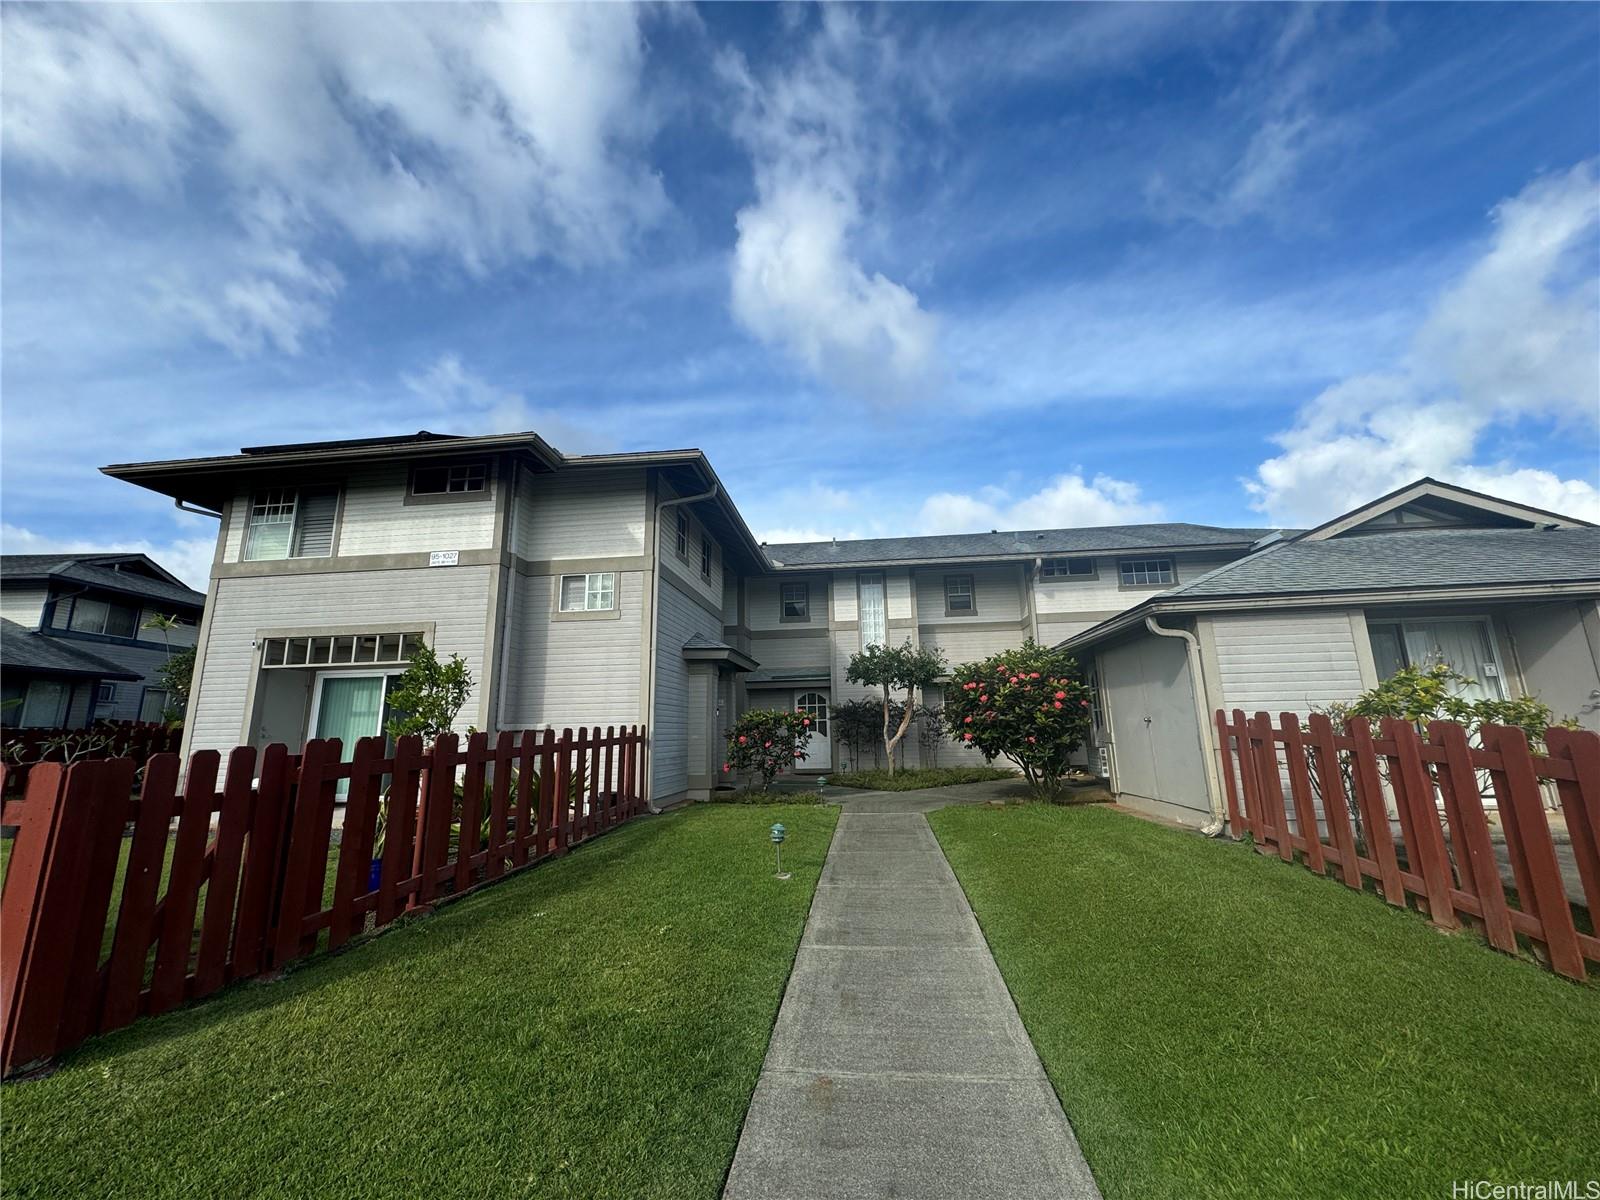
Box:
[827,765,1017,791]
[2,804,838,1200]
[929,803,1600,1200]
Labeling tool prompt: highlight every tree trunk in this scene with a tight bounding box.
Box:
[884,686,916,775]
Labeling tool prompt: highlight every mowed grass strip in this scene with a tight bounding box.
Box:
[3,804,838,1200]
[827,765,1018,791]
[928,803,1600,1200]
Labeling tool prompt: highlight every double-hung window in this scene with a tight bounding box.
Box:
[559,572,616,613]
[1118,558,1173,587]
[244,487,339,560]
[945,574,975,614]
[68,597,140,639]
[781,582,810,621]
[1041,557,1095,579]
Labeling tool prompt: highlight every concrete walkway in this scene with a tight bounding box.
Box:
[723,797,1100,1200]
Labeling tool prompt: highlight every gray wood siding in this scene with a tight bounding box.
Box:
[187,566,494,759]
[653,578,721,802]
[1211,609,1365,717]
[914,565,1021,624]
[0,587,47,628]
[499,571,644,730]
[1032,554,1235,616]
[1504,600,1600,733]
[514,466,646,561]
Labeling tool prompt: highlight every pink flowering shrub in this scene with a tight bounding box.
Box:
[723,707,816,792]
[940,639,1093,797]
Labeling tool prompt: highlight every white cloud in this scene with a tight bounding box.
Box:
[722,11,938,401]
[2,4,667,355]
[918,473,1163,533]
[1248,160,1600,525]
[0,524,215,593]
[400,354,606,454]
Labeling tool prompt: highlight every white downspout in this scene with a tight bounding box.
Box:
[644,480,720,813]
[1144,615,1227,837]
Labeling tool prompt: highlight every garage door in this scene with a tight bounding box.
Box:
[1100,635,1209,818]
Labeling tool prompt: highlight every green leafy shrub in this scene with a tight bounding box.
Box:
[383,644,473,747]
[724,708,815,791]
[941,639,1093,798]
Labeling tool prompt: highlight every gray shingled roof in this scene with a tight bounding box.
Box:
[1,554,204,609]
[765,523,1282,568]
[0,619,142,680]
[1165,527,1600,598]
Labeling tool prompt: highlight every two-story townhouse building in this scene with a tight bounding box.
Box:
[102,430,1278,805]
[0,553,204,727]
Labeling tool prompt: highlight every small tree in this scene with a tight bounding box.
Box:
[845,640,947,775]
[832,698,883,770]
[383,643,473,748]
[940,639,1092,797]
[723,708,815,791]
[153,644,197,722]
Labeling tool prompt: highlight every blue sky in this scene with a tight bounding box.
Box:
[3,2,1597,590]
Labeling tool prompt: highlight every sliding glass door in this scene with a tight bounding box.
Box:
[309,672,394,796]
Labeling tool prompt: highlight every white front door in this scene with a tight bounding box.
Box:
[795,691,831,771]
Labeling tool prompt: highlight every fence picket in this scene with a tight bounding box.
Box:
[1280,714,1325,874]
[57,759,135,1049]
[1384,719,1458,929]
[1544,727,1600,917]
[379,735,424,926]
[1430,721,1515,953]
[1483,725,1584,979]
[231,744,291,979]
[102,754,180,1029]
[1346,718,1405,907]
[1214,711,1242,832]
[1306,714,1361,888]
[271,739,337,968]
[330,738,385,951]
[1231,710,1265,844]
[1251,713,1294,861]
[194,747,257,996]
[487,731,514,879]
[149,752,220,1014]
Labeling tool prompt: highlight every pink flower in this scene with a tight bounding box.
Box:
[1080,700,1090,708]
[1054,691,1066,700]
[1009,676,1019,684]
[1054,701,1062,710]
[963,716,973,725]
[979,694,988,703]
[963,732,973,742]
[722,763,731,772]
[793,750,804,758]
[1027,736,1036,744]
[738,735,748,745]
[764,740,772,748]
[1030,672,1040,679]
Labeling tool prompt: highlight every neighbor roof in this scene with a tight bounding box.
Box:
[765,523,1283,569]
[1,554,204,609]
[0,618,142,681]
[1061,526,1600,651]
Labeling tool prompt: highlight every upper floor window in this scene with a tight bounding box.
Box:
[560,572,616,613]
[1119,558,1173,587]
[675,511,690,558]
[69,596,139,638]
[244,487,338,560]
[411,462,488,497]
[781,582,810,621]
[96,682,117,705]
[1041,557,1095,579]
[945,574,975,614]
[700,533,713,580]
[858,572,886,649]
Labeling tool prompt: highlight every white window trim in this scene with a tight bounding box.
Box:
[1118,557,1174,588]
[1040,557,1097,580]
[1366,613,1512,700]
[558,571,617,613]
[243,487,340,561]
[944,574,976,616]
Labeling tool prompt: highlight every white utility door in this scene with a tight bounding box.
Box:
[795,691,832,771]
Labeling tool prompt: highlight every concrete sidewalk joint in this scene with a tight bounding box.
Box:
[723,807,1100,1200]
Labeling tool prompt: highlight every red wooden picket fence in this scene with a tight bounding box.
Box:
[1215,709,1599,981]
[1,720,182,795]
[0,724,646,1078]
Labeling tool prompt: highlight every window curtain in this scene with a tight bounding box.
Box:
[314,676,385,759]
[859,575,886,649]
[1402,620,1504,701]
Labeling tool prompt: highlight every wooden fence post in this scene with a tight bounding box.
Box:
[1544,727,1600,918]
[1384,718,1457,929]
[1430,720,1515,953]
[1280,714,1325,874]
[1307,714,1361,889]
[1346,717,1405,907]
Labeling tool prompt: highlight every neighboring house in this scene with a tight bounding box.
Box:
[0,554,205,728]
[1059,479,1600,830]
[101,431,1277,806]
